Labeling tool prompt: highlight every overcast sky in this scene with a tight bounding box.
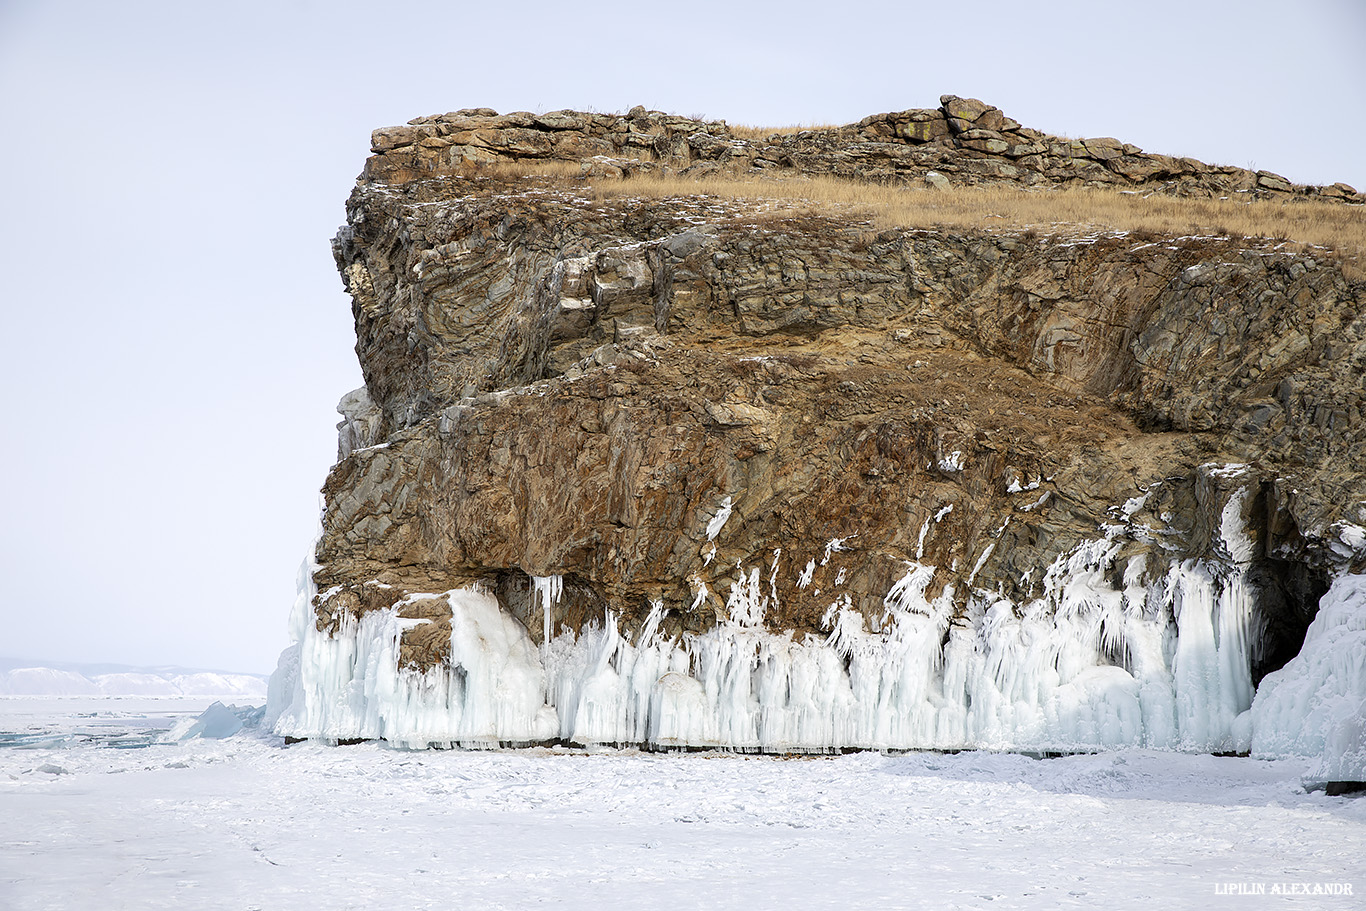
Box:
[1,0,1362,675]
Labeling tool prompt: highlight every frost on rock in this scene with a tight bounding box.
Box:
[938,450,965,473]
[270,476,1279,753]
[1251,573,1366,783]
[1329,522,1366,560]
[706,496,734,541]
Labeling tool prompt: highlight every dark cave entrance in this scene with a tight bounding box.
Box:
[1242,480,1337,689]
[1247,557,1329,689]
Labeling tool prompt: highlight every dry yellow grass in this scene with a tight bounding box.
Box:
[478,162,1366,267]
[727,124,841,141]
[482,159,584,178]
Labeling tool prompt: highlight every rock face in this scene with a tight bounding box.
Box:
[270,99,1366,765]
[364,95,1363,202]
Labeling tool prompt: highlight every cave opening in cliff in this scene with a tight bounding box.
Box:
[1243,480,1334,690]
[1248,558,1329,688]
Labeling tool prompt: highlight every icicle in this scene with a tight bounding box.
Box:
[532,574,563,644]
[689,576,709,612]
[275,471,1270,755]
[915,514,933,559]
[820,534,855,566]
[272,589,558,748]
[706,496,733,541]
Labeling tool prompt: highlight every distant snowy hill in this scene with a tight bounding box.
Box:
[0,659,267,698]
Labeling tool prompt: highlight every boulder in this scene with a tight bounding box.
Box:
[1257,170,1294,192]
[939,94,994,122]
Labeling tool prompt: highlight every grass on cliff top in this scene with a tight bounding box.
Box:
[726,123,841,141]
[485,161,1366,268]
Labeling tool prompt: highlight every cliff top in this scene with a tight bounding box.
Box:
[355,95,1365,264]
[365,94,1362,202]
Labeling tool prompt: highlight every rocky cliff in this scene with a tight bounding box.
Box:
[366,94,1362,202]
[270,97,1366,770]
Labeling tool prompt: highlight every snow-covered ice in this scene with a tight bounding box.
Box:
[2,700,1363,910]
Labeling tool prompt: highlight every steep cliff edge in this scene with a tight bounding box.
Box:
[271,98,1366,773]
[364,94,1363,203]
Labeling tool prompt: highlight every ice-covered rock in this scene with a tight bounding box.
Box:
[272,588,558,748]
[273,491,1275,753]
[1251,573,1366,783]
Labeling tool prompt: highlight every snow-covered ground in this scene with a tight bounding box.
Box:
[3,699,1363,910]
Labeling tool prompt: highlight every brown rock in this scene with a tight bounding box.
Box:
[1107,155,1168,181]
[1256,170,1294,192]
[957,128,1007,143]
[535,111,589,131]
[371,125,434,152]
[939,94,993,122]
[1001,141,1047,158]
[898,119,950,143]
[1081,137,1125,161]
[329,166,1365,648]
[357,97,1360,209]
[959,137,1010,154]
[975,109,1007,132]
[553,134,617,160]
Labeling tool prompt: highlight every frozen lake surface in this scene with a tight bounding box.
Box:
[3,698,1363,910]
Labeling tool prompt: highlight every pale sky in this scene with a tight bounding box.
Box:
[1,0,1362,674]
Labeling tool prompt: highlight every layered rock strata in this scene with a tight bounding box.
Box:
[270,99,1366,769]
[366,94,1362,202]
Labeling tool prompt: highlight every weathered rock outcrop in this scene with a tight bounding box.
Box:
[270,98,1366,762]
[366,95,1363,202]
